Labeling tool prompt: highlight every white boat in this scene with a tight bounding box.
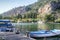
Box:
[29,29,60,38]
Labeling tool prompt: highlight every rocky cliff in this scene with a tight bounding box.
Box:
[38,1,60,18]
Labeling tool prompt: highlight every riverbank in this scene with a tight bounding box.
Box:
[0,32,35,40]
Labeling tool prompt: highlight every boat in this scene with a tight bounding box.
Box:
[29,29,60,38]
[0,20,14,32]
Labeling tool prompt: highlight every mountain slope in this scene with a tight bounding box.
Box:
[2,6,27,17]
[1,0,48,17]
[2,0,60,17]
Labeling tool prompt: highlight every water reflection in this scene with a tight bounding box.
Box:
[12,23,38,34]
[12,23,60,33]
[38,23,60,30]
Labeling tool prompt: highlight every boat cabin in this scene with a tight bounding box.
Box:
[0,20,13,32]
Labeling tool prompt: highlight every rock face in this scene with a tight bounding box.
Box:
[38,3,52,22]
[38,1,60,14]
[38,3,51,14]
[38,1,60,22]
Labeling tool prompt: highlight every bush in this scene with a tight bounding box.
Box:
[55,18,60,23]
[44,14,55,22]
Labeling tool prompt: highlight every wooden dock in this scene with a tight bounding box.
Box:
[0,32,35,40]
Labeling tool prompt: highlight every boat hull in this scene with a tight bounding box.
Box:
[29,29,60,38]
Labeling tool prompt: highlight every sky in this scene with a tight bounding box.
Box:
[0,0,37,14]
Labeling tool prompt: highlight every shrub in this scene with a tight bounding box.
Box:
[55,18,60,23]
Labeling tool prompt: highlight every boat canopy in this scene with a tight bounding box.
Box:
[0,20,12,27]
[0,20,11,22]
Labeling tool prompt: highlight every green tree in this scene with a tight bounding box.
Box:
[0,15,2,19]
[45,14,55,22]
[25,11,37,19]
[3,17,12,19]
[15,14,22,19]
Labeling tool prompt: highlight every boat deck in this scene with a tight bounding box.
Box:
[0,32,35,40]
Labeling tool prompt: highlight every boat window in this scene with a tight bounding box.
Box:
[8,23,11,24]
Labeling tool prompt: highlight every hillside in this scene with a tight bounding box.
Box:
[2,6,27,17]
[1,0,52,17]
[38,0,60,22]
[1,0,60,22]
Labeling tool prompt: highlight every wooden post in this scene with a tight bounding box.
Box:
[44,37,47,40]
[26,31,30,37]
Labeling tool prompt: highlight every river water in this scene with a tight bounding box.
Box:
[12,23,60,40]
